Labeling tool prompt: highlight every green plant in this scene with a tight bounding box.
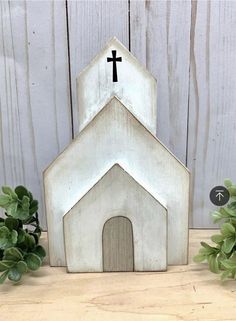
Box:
[0,185,46,283]
[194,179,236,280]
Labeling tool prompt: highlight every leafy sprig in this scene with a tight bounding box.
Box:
[0,185,46,284]
[194,179,236,280]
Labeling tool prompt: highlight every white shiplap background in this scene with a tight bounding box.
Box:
[0,0,236,229]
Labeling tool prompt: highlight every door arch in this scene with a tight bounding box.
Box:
[102,216,134,272]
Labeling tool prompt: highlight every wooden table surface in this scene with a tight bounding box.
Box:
[1,229,236,321]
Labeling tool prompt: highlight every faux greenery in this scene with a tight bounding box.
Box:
[194,179,236,280]
[0,185,46,284]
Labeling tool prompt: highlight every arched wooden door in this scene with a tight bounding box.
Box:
[102,216,134,272]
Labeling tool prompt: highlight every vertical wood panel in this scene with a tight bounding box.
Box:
[130,0,191,163]
[103,216,134,272]
[1,0,235,230]
[188,1,236,227]
[0,0,72,228]
[67,0,129,135]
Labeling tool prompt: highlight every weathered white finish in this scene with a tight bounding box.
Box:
[0,1,71,228]
[188,1,236,227]
[130,0,191,163]
[77,37,157,135]
[64,164,167,272]
[67,0,129,135]
[44,97,189,267]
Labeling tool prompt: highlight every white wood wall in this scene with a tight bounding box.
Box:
[1,0,236,228]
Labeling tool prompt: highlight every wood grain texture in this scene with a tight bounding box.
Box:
[67,0,129,135]
[0,1,72,228]
[188,1,236,227]
[130,0,191,163]
[103,216,134,272]
[45,98,189,267]
[63,164,167,272]
[2,229,236,321]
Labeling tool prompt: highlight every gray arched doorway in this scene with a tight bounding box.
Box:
[102,216,134,272]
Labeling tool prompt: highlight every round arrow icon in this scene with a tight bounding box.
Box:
[209,186,230,206]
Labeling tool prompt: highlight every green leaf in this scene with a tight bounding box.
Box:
[23,216,36,225]
[211,234,224,244]
[0,226,17,249]
[221,259,236,270]
[221,270,231,281]
[224,179,232,188]
[22,195,30,211]
[0,260,15,272]
[15,186,29,200]
[2,186,18,200]
[222,237,236,254]
[17,229,26,243]
[228,202,236,211]
[16,261,27,274]
[0,226,10,249]
[219,208,231,218]
[25,233,36,249]
[224,207,236,217]
[211,211,223,223]
[208,254,219,273]
[228,253,236,262]
[28,192,33,202]
[5,201,18,217]
[221,223,235,237]
[25,253,41,271]
[0,195,11,207]
[29,200,38,215]
[0,270,9,284]
[30,232,39,244]
[200,242,217,254]
[33,245,46,259]
[8,267,22,282]
[11,230,18,246]
[193,254,206,263]
[3,247,23,261]
[5,217,19,231]
[199,247,209,255]
[15,207,30,220]
[228,185,236,197]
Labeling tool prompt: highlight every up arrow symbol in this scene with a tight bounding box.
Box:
[215,190,224,201]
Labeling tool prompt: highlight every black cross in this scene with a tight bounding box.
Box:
[107,50,122,82]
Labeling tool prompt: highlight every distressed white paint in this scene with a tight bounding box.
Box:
[77,37,157,135]
[0,1,71,228]
[44,97,189,267]
[64,164,167,272]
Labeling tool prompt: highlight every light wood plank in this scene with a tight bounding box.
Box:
[0,0,72,228]
[130,0,191,163]
[103,216,134,272]
[2,229,236,321]
[188,1,236,227]
[45,98,189,267]
[67,0,129,135]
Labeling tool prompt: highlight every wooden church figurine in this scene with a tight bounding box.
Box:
[44,37,190,272]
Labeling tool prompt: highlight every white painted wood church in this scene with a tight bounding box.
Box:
[44,37,190,272]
